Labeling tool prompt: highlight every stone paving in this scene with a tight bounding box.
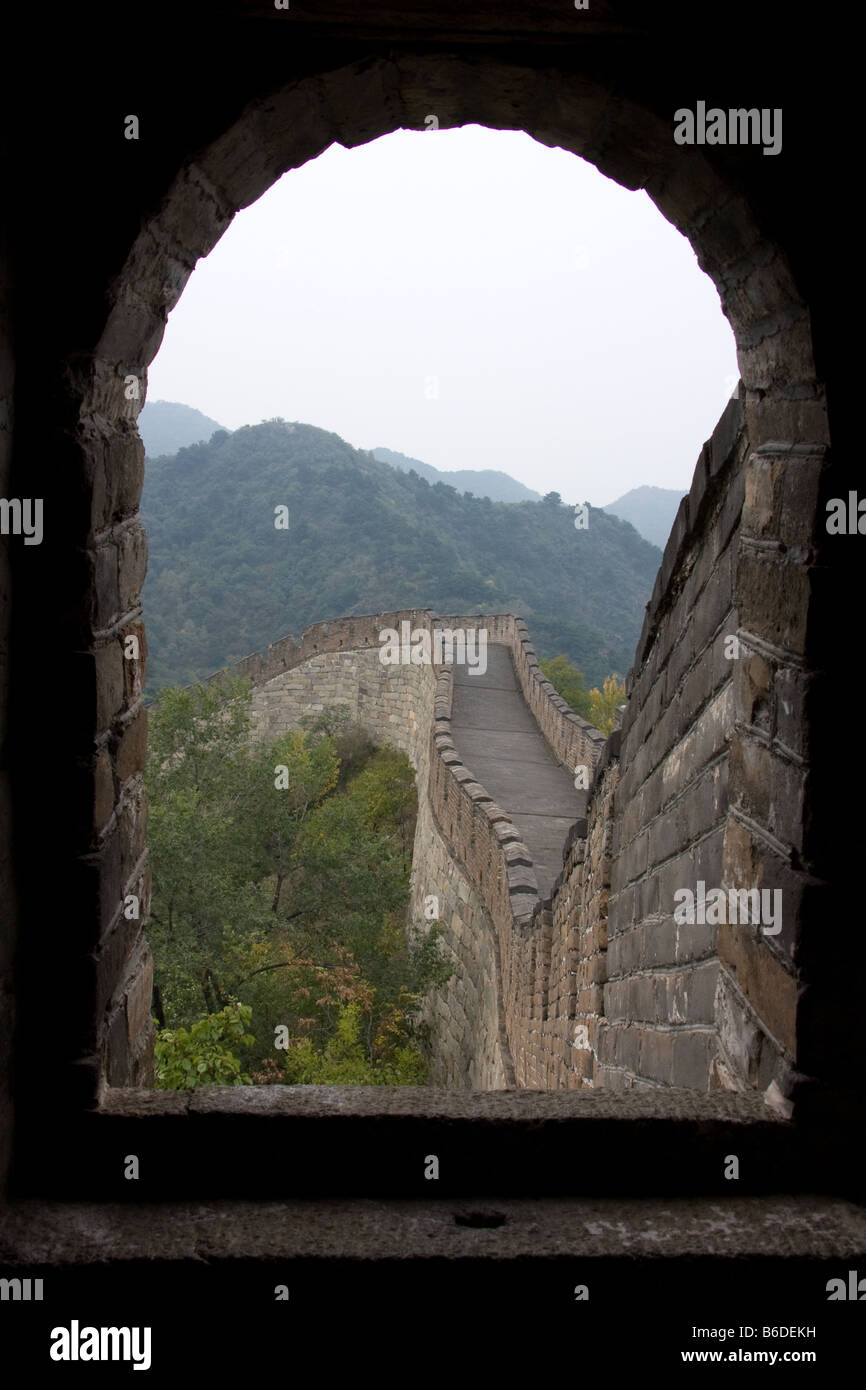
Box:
[450,643,586,903]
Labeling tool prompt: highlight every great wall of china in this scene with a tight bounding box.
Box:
[199,389,800,1103]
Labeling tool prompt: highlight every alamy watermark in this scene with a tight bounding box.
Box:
[826,492,866,534]
[674,880,782,935]
[0,498,43,545]
[1,1276,43,1300]
[674,103,782,156]
[379,621,488,674]
[50,1321,152,1371]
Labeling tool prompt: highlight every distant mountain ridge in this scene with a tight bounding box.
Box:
[603,484,684,550]
[139,403,542,506]
[371,445,541,504]
[139,400,227,457]
[140,419,661,694]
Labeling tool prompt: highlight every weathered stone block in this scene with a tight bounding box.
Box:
[93,748,115,833]
[671,1031,713,1090]
[114,706,148,784]
[672,960,719,1025]
[638,1028,674,1085]
[717,922,797,1057]
[95,641,126,733]
[737,550,811,655]
[643,916,676,969]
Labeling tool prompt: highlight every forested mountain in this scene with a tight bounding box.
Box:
[371,445,541,503]
[139,400,227,458]
[140,419,661,693]
[603,484,684,550]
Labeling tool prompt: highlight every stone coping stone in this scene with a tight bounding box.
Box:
[99,1085,778,1121]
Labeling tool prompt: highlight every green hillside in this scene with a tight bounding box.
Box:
[140,420,661,694]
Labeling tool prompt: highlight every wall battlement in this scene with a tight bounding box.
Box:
[199,387,799,1100]
[216,608,602,1088]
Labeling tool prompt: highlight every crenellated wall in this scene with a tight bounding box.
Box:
[208,608,598,1086]
[213,607,608,1087]
[230,610,518,1087]
[205,389,803,1102]
[409,788,514,1089]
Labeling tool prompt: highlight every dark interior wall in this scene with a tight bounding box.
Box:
[0,1,854,1201]
[0,207,15,1192]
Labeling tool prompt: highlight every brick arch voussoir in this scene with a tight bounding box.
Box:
[92,53,821,433]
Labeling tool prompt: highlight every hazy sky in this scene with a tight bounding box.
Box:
[147,125,739,507]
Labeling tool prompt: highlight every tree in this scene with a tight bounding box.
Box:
[539,654,592,720]
[587,673,626,735]
[541,491,562,505]
[145,679,450,1084]
[298,703,376,786]
[275,1001,427,1085]
[145,677,337,1022]
[154,1003,256,1088]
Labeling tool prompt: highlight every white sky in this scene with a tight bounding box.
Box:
[146,125,739,507]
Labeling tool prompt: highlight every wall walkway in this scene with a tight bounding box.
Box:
[450,645,583,904]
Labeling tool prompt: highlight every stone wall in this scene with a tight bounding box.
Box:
[0,218,14,1190]
[223,606,617,1084]
[228,610,515,1087]
[409,790,512,1089]
[423,619,612,1088]
[215,607,604,1088]
[587,395,747,1090]
[531,389,804,1101]
[186,407,810,1103]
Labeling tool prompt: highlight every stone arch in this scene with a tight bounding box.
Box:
[7,50,837,1130]
[95,56,823,433]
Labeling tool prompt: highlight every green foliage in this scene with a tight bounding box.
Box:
[587,673,627,735]
[540,655,626,734]
[539,654,593,721]
[154,1003,256,1088]
[146,679,449,1085]
[298,704,376,786]
[278,1002,428,1085]
[140,421,660,696]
